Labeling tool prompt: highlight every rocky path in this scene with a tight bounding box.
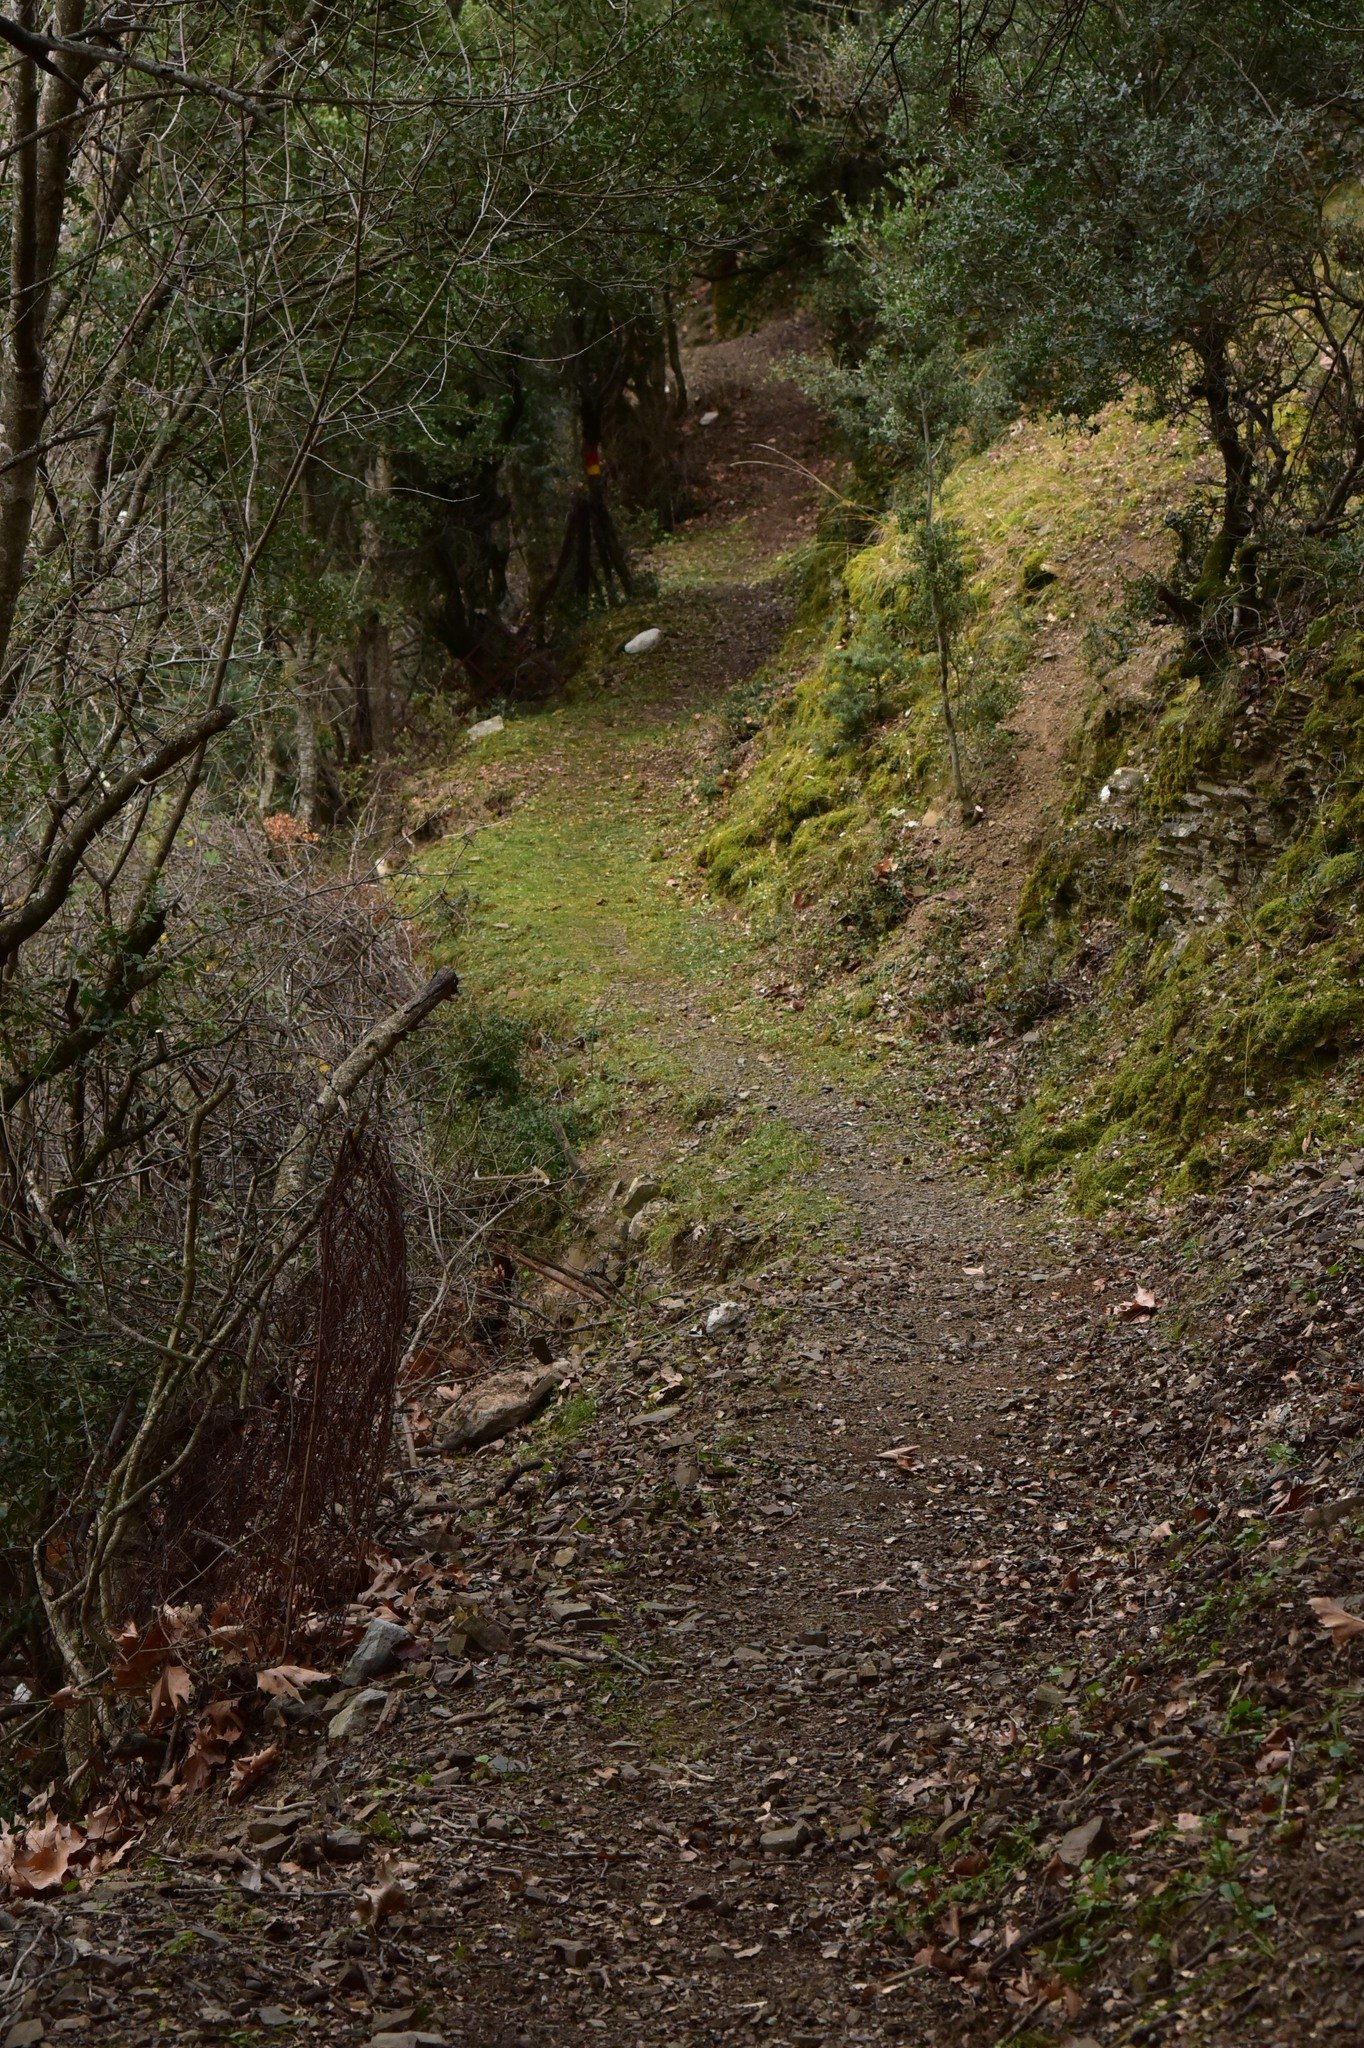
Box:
[6,323,1364,2048]
[14,1058,1364,2048]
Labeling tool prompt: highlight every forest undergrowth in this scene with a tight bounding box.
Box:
[6,6,1364,2047]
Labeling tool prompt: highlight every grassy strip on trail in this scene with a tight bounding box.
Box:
[405,566,877,1266]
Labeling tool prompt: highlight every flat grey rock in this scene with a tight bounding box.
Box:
[627,1199,668,1241]
[759,1820,813,1854]
[630,1403,682,1428]
[326,1687,387,1743]
[621,1174,661,1215]
[705,1300,744,1335]
[341,1617,411,1686]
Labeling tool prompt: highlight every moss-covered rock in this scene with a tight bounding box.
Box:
[1003,638,1364,1205]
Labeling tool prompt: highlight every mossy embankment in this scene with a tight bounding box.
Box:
[694,402,1188,943]
[1007,630,1364,1204]
[685,395,1364,1208]
[405,373,1364,1234]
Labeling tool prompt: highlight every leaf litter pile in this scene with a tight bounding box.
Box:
[4,1138,1364,2048]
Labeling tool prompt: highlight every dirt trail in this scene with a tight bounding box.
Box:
[12,324,1364,2048]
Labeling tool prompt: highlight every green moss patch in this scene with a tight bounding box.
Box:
[1001,642,1364,1203]
[694,402,1188,960]
[403,544,857,1264]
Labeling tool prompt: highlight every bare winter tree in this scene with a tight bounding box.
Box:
[0,0,726,1720]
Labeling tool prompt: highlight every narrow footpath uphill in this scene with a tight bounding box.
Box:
[8,326,1364,2048]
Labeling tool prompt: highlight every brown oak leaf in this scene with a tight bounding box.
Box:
[1308,1595,1364,1646]
[11,1815,83,1894]
[227,1743,280,1802]
[111,1616,173,1690]
[255,1665,331,1700]
[364,1876,412,1926]
[147,1661,192,1730]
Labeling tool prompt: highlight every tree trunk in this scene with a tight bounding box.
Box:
[934,621,967,816]
[0,18,99,705]
[922,414,968,819]
[664,291,688,419]
[291,644,320,829]
[347,614,393,757]
[1191,337,1256,611]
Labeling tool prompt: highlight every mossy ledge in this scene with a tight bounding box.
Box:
[1007,636,1364,1205]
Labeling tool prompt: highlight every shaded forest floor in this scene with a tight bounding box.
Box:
[8,323,1364,2048]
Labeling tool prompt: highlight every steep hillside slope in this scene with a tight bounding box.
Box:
[692,392,1364,1208]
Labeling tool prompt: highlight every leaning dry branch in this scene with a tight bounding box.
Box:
[322,966,461,1110]
[0,11,266,114]
[272,965,460,1210]
[496,1241,617,1305]
[0,704,235,966]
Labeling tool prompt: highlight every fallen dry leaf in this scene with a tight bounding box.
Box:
[199,1698,245,1742]
[914,1943,961,1976]
[182,1699,244,1791]
[10,1814,83,1894]
[84,1834,136,1885]
[255,1664,331,1700]
[179,1750,216,1796]
[1115,1284,1157,1319]
[110,1615,173,1690]
[227,1743,280,1802]
[147,1661,192,1729]
[365,1876,412,1926]
[83,1799,130,1845]
[1308,1594,1364,1646]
